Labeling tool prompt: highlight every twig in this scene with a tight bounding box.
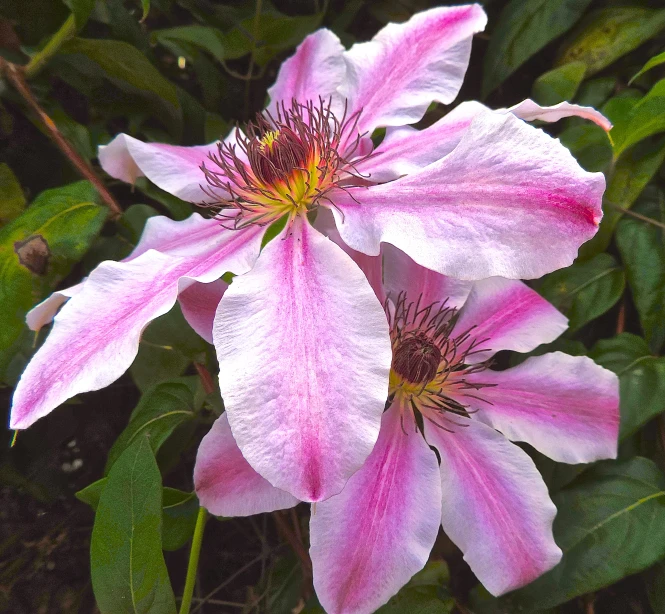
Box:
[0,58,122,217]
[194,363,215,395]
[616,299,625,335]
[24,14,77,78]
[606,201,665,230]
[273,511,312,578]
[179,507,208,614]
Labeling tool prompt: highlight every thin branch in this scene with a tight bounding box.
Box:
[0,58,122,217]
[24,14,77,78]
[606,201,665,230]
[273,511,312,578]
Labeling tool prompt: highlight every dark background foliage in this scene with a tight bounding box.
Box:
[1,0,665,612]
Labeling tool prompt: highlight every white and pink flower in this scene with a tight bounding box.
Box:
[194,244,620,613]
[11,4,610,505]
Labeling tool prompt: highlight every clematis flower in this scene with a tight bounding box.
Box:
[10,4,611,504]
[193,243,620,613]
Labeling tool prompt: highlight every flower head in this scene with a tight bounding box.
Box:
[11,4,611,505]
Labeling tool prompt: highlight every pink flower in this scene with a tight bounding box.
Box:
[11,4,610,504]
[194,243,620,613]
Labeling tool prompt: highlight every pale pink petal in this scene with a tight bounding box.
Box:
[425,417,561,596]
[453,277,568,363]
[313,208,383,301]
[465,352,619,464]
[310,403,441,614]
[194,413,299,516]
[213,218,392,502]
[26,283,83,332]
[382,244,472,310]
[356,101,489,182]
[507,99,612,131]
[332,110,605,280]
[340,4,487,135]
[10,225,265,430]
[98,134,222,202]
[178,279,228,343]
[267,29,346,113]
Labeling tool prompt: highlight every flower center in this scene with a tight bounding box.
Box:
[387,293,492,428]
[201,99,368,229]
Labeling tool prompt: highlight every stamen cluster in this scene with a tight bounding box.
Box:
[200,98,371,229]
[386,293,494,431]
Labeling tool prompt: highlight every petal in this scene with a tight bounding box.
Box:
[507,99,612,131]
[453,277,568,363]
[10,225,265,430]
[465,352,619,464]
[24,213,228,331]
[194,413,299,516]
[310,404,441,614]
[213,217,392,502]
[178,279,228,343]
[332,111,605,280]
[425,417,561,596]
[267,29,346,113]
[357,101,489,183]
[340,4,487,134]
[99,134,222,202]
[382,244,472,310]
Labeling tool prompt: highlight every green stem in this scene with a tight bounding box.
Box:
[179,506,208,614]
[24,13,77,79]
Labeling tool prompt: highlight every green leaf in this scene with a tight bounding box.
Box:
[0,163,26,224]
[376,560,453,614]
[630,50,665,84]
[482,0,592,97]
[537,253,625,332]
[532,61,586,106]
[161,488,198,551]
[152,25,250,62]
[0,181,106,379]
[59,37,181,132]
[616,195,665,352]
[78,480,198,551]
[612,79,665,157]
[130,304,208,391]
[647,560,665,614]
[558,122,612,173]
[579,137,665,259]
[493,457,665,611]
[105,382,196,474]
[589,334,665,437]
[64,0,96,28]
[558,8,665,77]
[91,435,177,614]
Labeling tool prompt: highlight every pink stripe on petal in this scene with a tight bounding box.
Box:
[98,134,224,202]
[178,279,228,343]
[10,226,264,430]
[213,218,392,502]
[267,29,346,113]
[341,4,487,134]
[507,99,612,131]
[466,352,619,464]
[382,244,472,310]
[425,417,561,596]
[310,404,441,614]
[453,277,568,362]
[194,413,299,516]
[332,111,605,280]
[357,101,489,182]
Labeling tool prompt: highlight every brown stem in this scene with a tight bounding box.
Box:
[273,510,312,599]
[0,58,122,218]
[194,363,215,395]
[616,299,625,335]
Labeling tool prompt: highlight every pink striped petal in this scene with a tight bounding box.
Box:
[10,226,264,430]
[466,353,619,464]
[98,134,222,202]
[382,244,472,310]
[508,99,612,131]
[340,4,487,135]
[310,403,441,614]
[213,217,392,502]
[425,417,561,596]
[267,29,346,113]
[26,283,83,332]
[332,110,605,280]
[357,101,489,182]
[194,413,299,516]
[453,277,568,363]
[178,279,228,343]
